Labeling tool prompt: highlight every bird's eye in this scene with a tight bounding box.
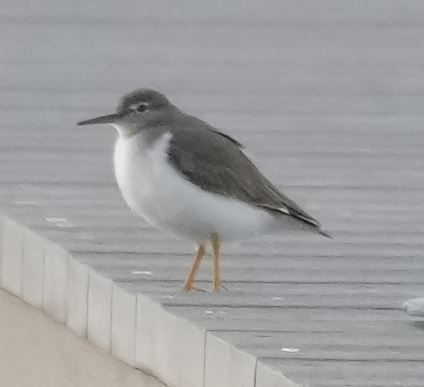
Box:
[135,103,148,112]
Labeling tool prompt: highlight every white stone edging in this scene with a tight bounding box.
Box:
[0,213,299,387]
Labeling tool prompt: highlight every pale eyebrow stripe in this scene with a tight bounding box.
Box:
[129,102,149,110]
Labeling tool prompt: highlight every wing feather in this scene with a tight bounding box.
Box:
[167,124,328,236]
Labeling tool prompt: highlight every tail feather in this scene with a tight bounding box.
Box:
[317,228,333,239]
[260,204,333,239]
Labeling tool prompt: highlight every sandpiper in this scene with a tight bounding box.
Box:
[77,88,330,292]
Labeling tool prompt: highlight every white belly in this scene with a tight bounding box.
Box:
[113,131,275,243]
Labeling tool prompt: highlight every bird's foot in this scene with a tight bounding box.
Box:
[213,283,230,292]
[183,284,208,292]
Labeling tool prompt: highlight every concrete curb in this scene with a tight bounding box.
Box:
[0,288,164,387]
[0,213,298,387]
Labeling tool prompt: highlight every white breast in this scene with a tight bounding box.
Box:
[114,132,172,220]
[113,131,277,243]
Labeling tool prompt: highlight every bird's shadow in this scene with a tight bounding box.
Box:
[410,321,424,331]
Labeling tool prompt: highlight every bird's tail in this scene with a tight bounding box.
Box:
[317,228,333,239]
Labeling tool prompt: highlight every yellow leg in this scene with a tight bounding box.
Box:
[211,233,222,292]
[183,244,206,291]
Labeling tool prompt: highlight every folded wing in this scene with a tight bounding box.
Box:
[167,122,329,236]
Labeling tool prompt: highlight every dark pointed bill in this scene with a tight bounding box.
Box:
[77,113,120,126]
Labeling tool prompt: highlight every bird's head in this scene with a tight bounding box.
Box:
[77,88,176,137]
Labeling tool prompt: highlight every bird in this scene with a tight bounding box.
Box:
[77,88,330,292]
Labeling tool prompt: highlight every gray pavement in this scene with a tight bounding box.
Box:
[1,1,424,386]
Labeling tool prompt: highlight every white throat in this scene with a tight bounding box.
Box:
[112,123,131,138]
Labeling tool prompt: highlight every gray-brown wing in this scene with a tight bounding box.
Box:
[167,125,324,232]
